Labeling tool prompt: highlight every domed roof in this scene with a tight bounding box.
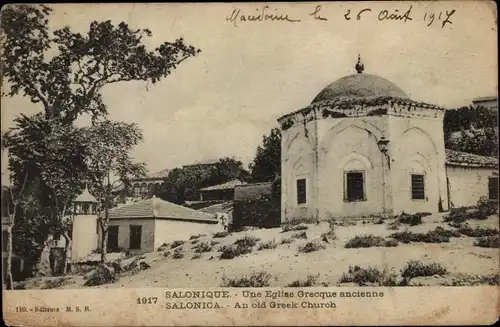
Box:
[75,187,97,203]
[311,73,409,104]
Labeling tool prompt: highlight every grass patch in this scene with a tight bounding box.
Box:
[170,240,185,249]
[390,227,460,244]
[345,235,398,248]
[287,274,319,287]
[401,260,448,279]
[193,241,213,253]
[221,271,272,287]
[281,224,308,233]
[84,264,117,287]
[474,235,500,248]
[257,240,278,251]
[398,212,431,226]
[458,225,499,237]
[340,266,398,286]
[298,240,326,253]
[172,248,184,259]
[219,237,260,259]
[41,277,71,289]
[190,234,206,240]
[192,253,202,260]
[281,237,294,244]
[291,231,308,240]
[213,231,230,238]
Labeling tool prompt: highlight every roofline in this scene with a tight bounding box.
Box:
[445,163,498,169]
[108,216,219,224]
[472,96,497,103]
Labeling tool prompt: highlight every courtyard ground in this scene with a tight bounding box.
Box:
[16,211,499,289]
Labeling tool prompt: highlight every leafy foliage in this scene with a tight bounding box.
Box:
[221,271,272,287]
[345,235,398,248]
[474,235,500,248]
[249,127,281,182]
[340,266,398,286]
[298,240,326,253]
[400,260,448,279]
[287,274,320,287]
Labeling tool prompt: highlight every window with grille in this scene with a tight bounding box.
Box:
[411,174,425,200]
[297,178,307,204]
[488,177,499,200]
[345,172,365,202]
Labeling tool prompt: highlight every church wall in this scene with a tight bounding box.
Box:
[389,116,448,214]
[447,166,498,208]
[317,117,386,217]
[281,121,317,222]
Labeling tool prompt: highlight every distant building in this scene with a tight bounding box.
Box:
[130,169,171,199]
[472,96,498,111]
[182,159,219,169]
[198,179,247,201]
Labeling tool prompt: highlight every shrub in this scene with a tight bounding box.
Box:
[298,240,326,253]
[340,266,397,286]
[287,274,319,287]
[190,234,206,240]
[401,260,448,279]
[163,251,171,258]
[387,220,402,230]
[257,240,278,251]
[219,244,252,259]
[157,243,169,251]
[458,225,499,237]
[282,224,308,233]
[213,231,229,238]
[321,226,337,242]
[170,240,185,249]
[281,237,294,244]
[42,277,70,290]
[390,227,460,244]
[474,235,500,248]
[218,244,229,252]
[84,264,117,287]
[221,271,272,287]
[345,235,398,248]
[233,235,260,248]
[291,231,308,239]
[193,241,213,253]
[398,212,431,226]
[285,216,319,225]
[191,239,199,245]
[210,240,220,246]
[192,253,202,260]
[172,248,184,259]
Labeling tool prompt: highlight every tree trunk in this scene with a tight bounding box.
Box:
[62,231,72,275]
[100,218,108,263]
[5,222,14,290]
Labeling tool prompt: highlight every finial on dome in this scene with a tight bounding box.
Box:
[355,53,364,74]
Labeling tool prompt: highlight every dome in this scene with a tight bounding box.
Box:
[311,73,409,104]
[75,187,97,203]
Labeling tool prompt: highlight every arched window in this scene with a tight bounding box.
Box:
[140,183,148,197]
[133,184,141,198]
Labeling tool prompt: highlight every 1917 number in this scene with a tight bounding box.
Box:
[137,297,158,304]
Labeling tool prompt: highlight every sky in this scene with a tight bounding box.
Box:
[1,2,497,177]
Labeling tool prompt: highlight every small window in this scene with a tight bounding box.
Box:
[345,172,365,202]
[297,179,307,204]
[411,174,425,200]
[488,177,499,200]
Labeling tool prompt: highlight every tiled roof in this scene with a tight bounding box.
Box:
[445,149,498,168]
[234,182,272,201]
[107,196,218,223]
[199,179,247,191]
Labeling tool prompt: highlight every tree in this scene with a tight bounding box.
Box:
[249,127,282,182]
[1,4,201,276]
[85,120,147,262]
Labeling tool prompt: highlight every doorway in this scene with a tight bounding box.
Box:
[107,226,119,251]
[129,225,142,250]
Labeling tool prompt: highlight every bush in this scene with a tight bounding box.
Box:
[287,274,319,287]
[390,227,461,244]
[291,231,308,239]
[213,231,229,238]
[340,266,397,286]
[444,203,498,224]
[458,225,499,237]
[219,244,252,259]
[172,248,184,259]
[84,264,117,287]
[285,216,319,225]
[298,240,326,253]
[192,253,202,260]
[345,235,398,248]
[221,271,272,287]
[281,237,294,244]
[193,241,213,253]
[191,239,199,245]
[401,260,448,279]
[257,240,278,251]
[398,212,431,226]
[282,224,308,233]
[171,240,185,249]
[157,243,169,251]
[218,244,229,252]
[474,235,500,248]
[41,277,70,290]
[233,235,260,248]
[210,240,220,246]
[190,234,206,240]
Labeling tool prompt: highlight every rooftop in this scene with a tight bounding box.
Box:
[107,196,218,223]
[445,149,498,168]
[234,182,273,201]
[199,179,247,191]
[75,187,97,203]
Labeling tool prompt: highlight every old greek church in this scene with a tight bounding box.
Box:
[278,56,498,221]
